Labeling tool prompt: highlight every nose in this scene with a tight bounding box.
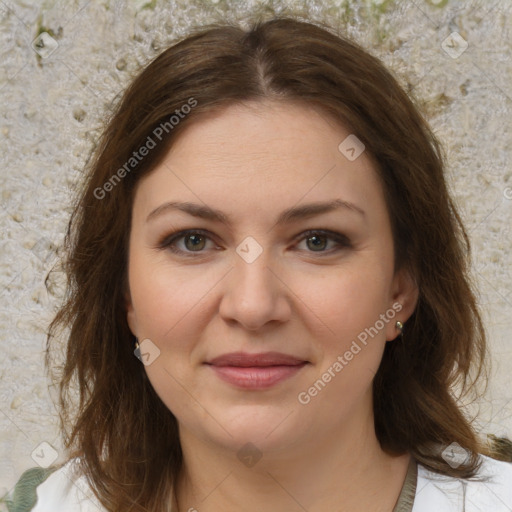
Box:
[218,244,292,331]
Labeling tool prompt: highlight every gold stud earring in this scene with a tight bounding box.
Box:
[395,321,404,337]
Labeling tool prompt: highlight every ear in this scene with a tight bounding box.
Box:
[385,266,419,342]
[125,289,139,338]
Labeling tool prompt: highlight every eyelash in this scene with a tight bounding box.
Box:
[157,229,352,257]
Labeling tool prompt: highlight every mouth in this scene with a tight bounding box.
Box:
[204,352,309,390]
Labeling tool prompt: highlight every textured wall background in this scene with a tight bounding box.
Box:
[1,0,511,503]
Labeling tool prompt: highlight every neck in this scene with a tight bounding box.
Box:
[173,397,410,512]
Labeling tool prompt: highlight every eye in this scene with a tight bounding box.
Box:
[157,229,351,257]
[295,230,352,254]
[158,229,217,255]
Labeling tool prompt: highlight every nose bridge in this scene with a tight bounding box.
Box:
[219,234,289,329]
[233,234,276,296]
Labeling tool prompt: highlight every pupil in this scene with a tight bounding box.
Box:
[308,235,326,251]
[186,234,204,250]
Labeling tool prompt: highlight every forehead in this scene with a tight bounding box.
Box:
[168,99,352,166]
[133,100,387,224]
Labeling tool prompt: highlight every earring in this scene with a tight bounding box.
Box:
[134,337,142,361]
[395,321,404,337]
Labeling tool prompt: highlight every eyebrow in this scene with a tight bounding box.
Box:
[146,199,365,226]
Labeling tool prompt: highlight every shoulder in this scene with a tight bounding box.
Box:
[9,458,106,512]
[413,454,512,512]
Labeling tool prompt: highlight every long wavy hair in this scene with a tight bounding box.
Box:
[46,12,507,512]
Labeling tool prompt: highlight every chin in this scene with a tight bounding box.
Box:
[209,406,305,453]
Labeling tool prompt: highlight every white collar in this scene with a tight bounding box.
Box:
[413,454,512,511]
[32,454,512,511]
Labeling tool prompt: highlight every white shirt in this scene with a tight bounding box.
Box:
[413,455,512,511]
[31,454,512,511]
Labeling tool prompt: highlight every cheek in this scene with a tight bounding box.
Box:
[129,259,211,415]
[293,259,392,338]
[128,251,214,341]
[290,263,393,401]
[295,269,390,411]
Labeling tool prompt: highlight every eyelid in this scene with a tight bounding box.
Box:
[293,229,351,247]
[157,228,352,256]
[157,228,218,252]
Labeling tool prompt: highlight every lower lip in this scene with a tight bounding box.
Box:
[207,363,307,389]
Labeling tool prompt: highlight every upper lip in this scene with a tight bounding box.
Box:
[206,351,308,367]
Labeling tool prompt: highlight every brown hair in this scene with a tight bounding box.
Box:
[46,12,506,512]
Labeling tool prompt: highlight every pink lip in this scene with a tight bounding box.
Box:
[205,352,309,390]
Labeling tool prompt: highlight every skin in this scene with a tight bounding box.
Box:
[125,99,419,512]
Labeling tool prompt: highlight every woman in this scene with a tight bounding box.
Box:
[9,13,512,512]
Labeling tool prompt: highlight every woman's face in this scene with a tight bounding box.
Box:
[126,100,417,455]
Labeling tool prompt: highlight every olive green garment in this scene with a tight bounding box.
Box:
[3,466,59,512]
